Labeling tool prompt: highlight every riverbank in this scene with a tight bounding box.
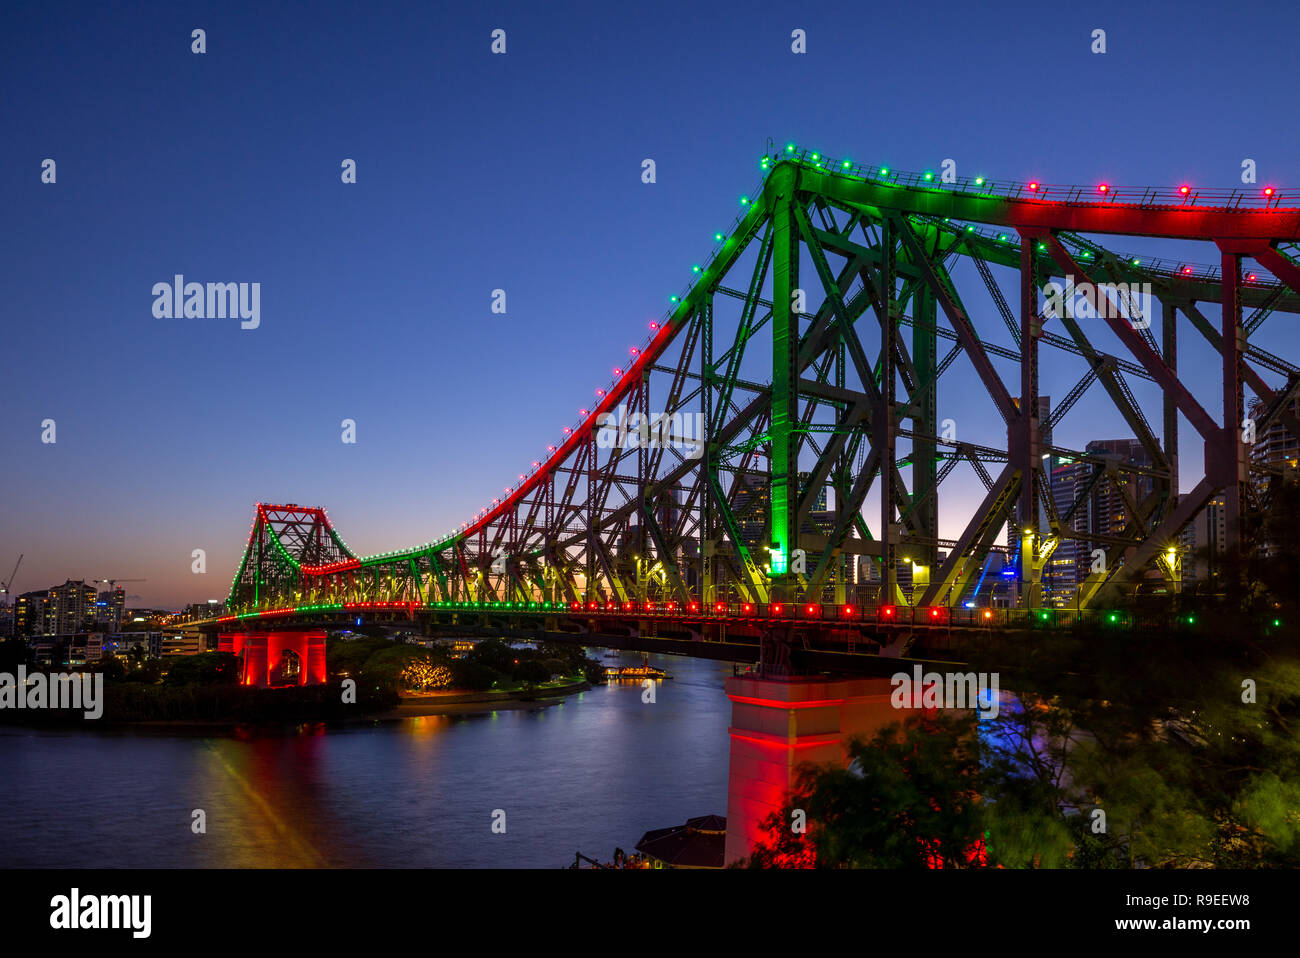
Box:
[380,679,591,718]
[0,678,594,729]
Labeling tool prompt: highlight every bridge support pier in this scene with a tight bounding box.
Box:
[218,630,327,687]
[723,675,897,865]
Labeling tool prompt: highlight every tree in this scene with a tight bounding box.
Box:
[467,638,516,675]
[450,658,499,691]
[362,645,440,691]
[513,659,551,687]
[163,652,239,687]
[745,712,995,868]
[97,655,127,680]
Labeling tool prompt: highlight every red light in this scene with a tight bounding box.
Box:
[1028,181,1039,191]
[614,367,623,376]
[645,602,654,611]
[1264,187,1275,197]
[579,409,588,416]
[715,602,725,612]
[649,321,659,330]
[743,604,754,614]
[630,347,640,355]
[689,602,699,612]
[595,388,605,397]
[1179,185,1190,195]
[1247,273,1258,282]
[883,606,895,617]
[930,608,939,618]
[772,603,782,614]
[1098,183,1109,194]
[843,605,854,617]
[805,604,816,614]
[1182,266,1193,275]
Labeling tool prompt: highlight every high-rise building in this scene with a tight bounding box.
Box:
[95,587,126,632]
[1248,397,1299,557]
[49,580,99,634]
[730,470,769,554]
[15,591,55,636]
[1180,496,1226,584]
[1249,396,1300,478]
[1039,439,1155,605]
[1045,455,1090,602]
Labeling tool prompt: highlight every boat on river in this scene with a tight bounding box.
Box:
[604,653,671,680]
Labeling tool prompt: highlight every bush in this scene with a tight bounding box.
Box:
[163,652,240,687]
[513,659,551,686]
[467,638,517,674]
[450,658,500,691]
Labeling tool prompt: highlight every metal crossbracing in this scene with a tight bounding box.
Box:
[225,148,1300,625]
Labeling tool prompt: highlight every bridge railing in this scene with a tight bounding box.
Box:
[220,599,1177,633]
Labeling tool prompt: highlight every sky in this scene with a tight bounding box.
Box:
[4,0,1300,609]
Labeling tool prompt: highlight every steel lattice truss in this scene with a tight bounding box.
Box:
[227,152,1300,616]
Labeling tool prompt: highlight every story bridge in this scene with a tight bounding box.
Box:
[196,148,1300,666]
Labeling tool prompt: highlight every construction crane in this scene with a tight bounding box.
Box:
[94,578,146,590]
[1,555,22,596]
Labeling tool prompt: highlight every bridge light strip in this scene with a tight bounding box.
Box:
[225,601,1207,631]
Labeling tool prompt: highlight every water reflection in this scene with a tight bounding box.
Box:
[0,651,732,868]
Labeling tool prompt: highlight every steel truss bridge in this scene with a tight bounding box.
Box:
[214,149,1300,649]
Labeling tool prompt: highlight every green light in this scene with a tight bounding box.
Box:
[998,233,1007,241]
[1131,257,1140,265]
[810,152,819,161]
[714,232,724,242]
[923,171,934,181]
[1187,615,1195,624]
[974,176,985,186]
[965,225,974,232]
[841,159,851,169]
[880,166,889,176]
[1108,613,1118,623]
[786,143,795,153]
[692,264,701,273]
[1039,611,1049,620]
[669,295,679,303]
[1274,619,1282,627]
[1038,242,1047,251]
[740,195,749,205]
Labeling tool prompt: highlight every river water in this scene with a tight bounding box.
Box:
[0,651,734,868]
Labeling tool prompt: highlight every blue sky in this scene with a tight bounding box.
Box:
[4,0,1299,607]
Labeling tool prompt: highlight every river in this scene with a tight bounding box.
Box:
[0,650,734,868]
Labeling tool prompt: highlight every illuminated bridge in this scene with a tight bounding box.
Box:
[204,148,1300,665]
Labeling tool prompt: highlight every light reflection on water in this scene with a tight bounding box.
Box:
[0,651,733,868]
